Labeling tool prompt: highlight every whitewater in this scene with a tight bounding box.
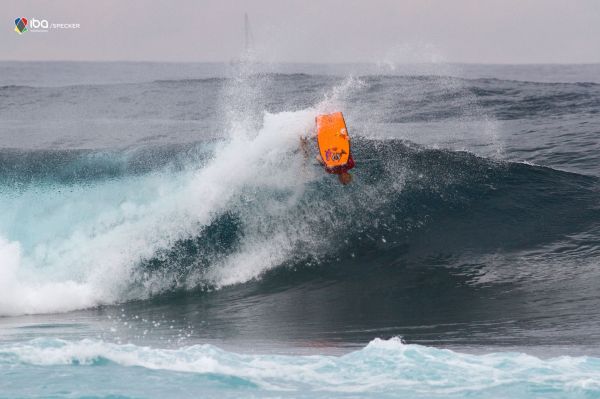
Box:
[1,61,600,398]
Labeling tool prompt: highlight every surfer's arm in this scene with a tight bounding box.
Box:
[300,136,310,159]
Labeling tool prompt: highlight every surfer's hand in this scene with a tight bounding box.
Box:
[300,136,310,158]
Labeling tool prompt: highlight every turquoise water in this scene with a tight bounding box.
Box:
[2,337,600,399]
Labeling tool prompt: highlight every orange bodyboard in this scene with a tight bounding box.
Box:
[316,112,350,168]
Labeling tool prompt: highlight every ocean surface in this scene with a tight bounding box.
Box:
[1,61,600,398]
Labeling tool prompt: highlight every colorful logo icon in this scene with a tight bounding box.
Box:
[325,147,347,162]
[14,17,28,34]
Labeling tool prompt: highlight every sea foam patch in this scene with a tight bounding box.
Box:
[1,337,599,398]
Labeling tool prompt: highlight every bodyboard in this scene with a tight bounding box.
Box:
[316,112,350,168]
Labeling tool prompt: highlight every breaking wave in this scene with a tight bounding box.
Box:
[1,337,600,398]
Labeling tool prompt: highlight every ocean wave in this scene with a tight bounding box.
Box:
[0,124,598,316]
[1,337,599,398]
[1,69,599,317]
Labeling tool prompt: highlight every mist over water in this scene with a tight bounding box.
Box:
[1,61,600,398]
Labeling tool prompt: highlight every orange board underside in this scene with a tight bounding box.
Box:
[316,112,350,168]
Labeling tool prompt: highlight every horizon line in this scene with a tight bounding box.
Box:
[1,59,600,66]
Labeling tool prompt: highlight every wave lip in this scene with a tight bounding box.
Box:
[1,338,600,397]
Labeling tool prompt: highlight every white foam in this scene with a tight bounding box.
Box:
[0,237,100,315]
[3,338,600,394]
[0,110,315,315]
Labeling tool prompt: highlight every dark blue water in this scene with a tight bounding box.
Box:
[1,62,600,398]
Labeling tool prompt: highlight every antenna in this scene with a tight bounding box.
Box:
[244,13,253,52]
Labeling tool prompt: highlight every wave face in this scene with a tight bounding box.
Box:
[2,130,598,318]
[1,62,600,348]
[1,337,600,399]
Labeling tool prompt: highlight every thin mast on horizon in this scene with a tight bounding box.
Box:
[244,13,253,53]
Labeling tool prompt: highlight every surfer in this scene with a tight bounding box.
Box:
[301,112,355,185]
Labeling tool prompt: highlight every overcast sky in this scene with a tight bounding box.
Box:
[3,0,600,64]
